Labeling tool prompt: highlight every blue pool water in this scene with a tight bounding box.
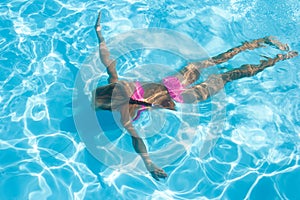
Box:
[1,0,300,199]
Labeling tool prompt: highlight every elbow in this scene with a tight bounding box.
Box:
[122,119,132,130]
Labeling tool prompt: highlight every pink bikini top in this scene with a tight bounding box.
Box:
[131,77,185,121]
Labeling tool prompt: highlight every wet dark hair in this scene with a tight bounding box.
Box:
[93,83,122,110]
[93,82,176,111]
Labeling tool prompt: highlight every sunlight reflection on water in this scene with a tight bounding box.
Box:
[1,0,300,199]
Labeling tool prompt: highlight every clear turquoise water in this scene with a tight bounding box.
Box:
[1,0,300,199]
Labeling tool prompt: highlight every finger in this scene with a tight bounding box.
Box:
[155,169,167,178]
[151,172,159,181]
[157,168,167,174]
[96,11,101,26]
[158,171,167,178]
[158,174,166,179]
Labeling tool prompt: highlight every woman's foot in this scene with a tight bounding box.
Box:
[277,51,298,60]
[264,36,290,51]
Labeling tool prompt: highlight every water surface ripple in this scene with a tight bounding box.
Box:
[0,0,299,199]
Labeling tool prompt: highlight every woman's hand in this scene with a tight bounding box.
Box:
[120,105,167,181]
[145,162,167,181]
[95,11,102,34]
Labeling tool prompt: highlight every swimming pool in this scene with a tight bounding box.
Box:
[1,0,299,199]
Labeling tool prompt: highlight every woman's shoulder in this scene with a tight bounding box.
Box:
[114,80,138,97]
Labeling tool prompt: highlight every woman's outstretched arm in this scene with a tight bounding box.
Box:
[95,11,118,83]
[120,104,167,180]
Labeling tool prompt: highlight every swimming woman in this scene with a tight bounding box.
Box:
[93,12,298,180]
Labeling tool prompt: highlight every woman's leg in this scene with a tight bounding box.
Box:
[181,51,298,103]
[174,37,289,86]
